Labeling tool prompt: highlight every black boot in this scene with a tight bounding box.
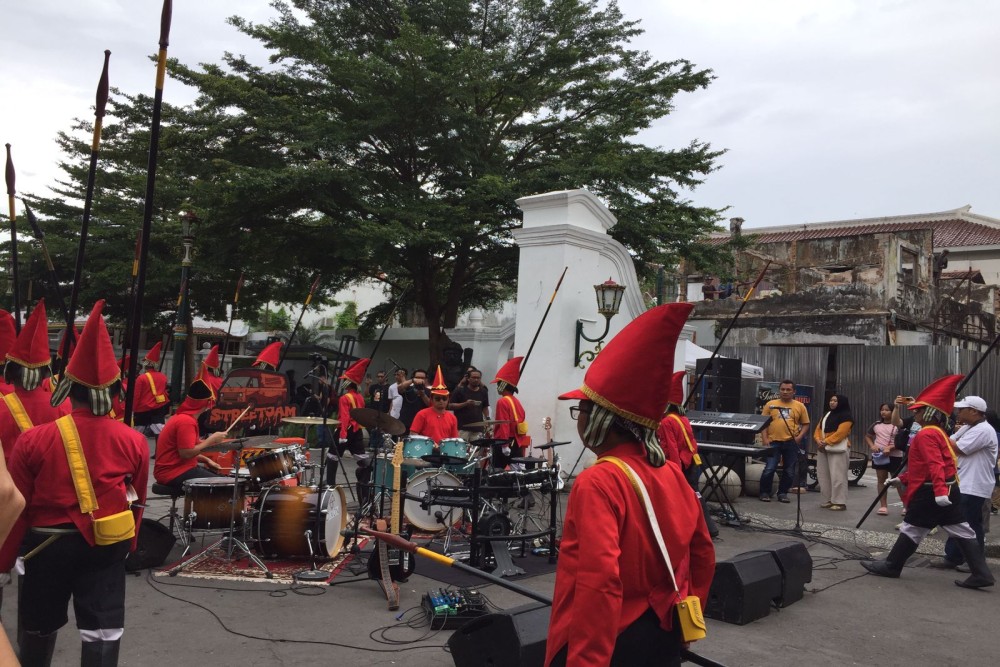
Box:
[18,630,57,667]
[861,535,918,578]
[952,538,995,589]
[81,639,121,667]
[324,455,339,487]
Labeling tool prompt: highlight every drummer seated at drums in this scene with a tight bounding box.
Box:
[408,366,459,447]
[153,380,227,494]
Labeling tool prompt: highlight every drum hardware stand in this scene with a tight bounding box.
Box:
[168,440,272,578]
[298,403,341,581]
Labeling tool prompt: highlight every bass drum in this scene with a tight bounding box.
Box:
[250,486,347,559]
[404,469,463,533]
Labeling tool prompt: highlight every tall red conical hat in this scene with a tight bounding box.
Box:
[492,356,523,388]
[0,310,16,361]
[7,299,51,368]
[559,303,694,429]
[667,370,687,406]
[430,365,449,396]
[253,341,283,368]
[63,300,120,389]
[203,344,220,369]
[909,374,963,416]
[340,358,371,385]
[143,341,163,365]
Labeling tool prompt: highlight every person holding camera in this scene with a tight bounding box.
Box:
[398,368,432,435]
[450,367,490,442]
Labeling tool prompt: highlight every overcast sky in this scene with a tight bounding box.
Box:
[2,0,998,230]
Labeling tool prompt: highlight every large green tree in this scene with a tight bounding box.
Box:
[19,0,726,366]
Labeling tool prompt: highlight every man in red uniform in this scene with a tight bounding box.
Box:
[491,357,530,469]
[194,344,223,399]
[0,310,16,395]
[0,300,71,461]
[4,300,149,666]
[329,358,372,502]
[409,366,459,445]
[546,303,715,667]
[862,374,994,589]
[131,342,170,440]
[154,380,227,493]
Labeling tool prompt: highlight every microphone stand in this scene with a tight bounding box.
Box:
[297,363,334,582]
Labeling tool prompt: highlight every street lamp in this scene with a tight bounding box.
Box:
[170,210,199,403]
[575,278,626,368]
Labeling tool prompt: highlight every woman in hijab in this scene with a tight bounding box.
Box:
[814,394,854,511]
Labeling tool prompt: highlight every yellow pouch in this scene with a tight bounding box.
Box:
[676,595,707,642]
[92,510,136,546]
[516,420,529,436]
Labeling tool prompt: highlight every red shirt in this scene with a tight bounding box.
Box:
[409,407,459,444]
[338,389,365,440]
[2,408,149,569]
[494,392,529,447]
[154,411,201,484]
[133,369,169,413]
[898,424,957,504]
[0,386,72,459]
[545,441,715,666]
[656,413,699,469]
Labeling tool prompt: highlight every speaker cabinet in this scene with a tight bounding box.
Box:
[125,519,177,572]
[696,357,742,379]
[763,541,813,607]
[705,551,782,625]
[448,602,548,667]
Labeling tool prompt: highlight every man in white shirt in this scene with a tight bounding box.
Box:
[931,395,999,570]
[388,368,406,419]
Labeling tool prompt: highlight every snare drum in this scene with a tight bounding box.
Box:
[246,446,301,487]
[403,435,434,461]
[403,469,464,532]
[250,486,347,559]
[183,477,247,530]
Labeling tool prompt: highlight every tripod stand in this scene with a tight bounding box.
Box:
[168,439,272,578]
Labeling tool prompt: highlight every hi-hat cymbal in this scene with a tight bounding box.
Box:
[282,415,340,426]
[203,442,236,453]
[463,420,515,429]
[349,408,406,436]
[510,456,546,465]
[420,454,469,467]
[468,438,512,448]
[534,441,571,450]
[226,435,289,449]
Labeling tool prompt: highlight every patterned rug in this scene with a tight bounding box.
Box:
[155,537,368,586]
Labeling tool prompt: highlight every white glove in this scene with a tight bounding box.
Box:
[338,438,348,445]
[884,477,900,487]
[935,495,952,507]
[0,571,11,586]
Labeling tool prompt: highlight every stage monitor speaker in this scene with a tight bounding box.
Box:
[448,602,548,667]
[762,541,813,607]
[696,357,742,379]
[125,519,177,572]
[705,551,782,625]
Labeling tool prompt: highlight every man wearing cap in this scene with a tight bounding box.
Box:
[329,359,373,503]
[928,395,998,572]
[410,366,459,445]
[154,380,227,494]
[491,357,530,468]
[546,304,715,666]
[131,342,170,441]
[3,301,149,665]
[861,375,994,589]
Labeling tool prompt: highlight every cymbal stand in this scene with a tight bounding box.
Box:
[168,440,272,578]
[298,366,340,581]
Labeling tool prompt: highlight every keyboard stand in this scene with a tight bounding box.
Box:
[699,450,752,527]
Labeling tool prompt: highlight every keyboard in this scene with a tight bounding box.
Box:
[686,410,771,433]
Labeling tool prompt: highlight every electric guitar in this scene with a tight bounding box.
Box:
[367,440,414,608]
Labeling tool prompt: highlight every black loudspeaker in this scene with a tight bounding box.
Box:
[762,541,813,607]
[705,551,782,625]
[125,519,177,572]
[448,602,548,667]
[697,375,742,413]
[696,357,742,379]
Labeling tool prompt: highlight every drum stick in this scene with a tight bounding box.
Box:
[225,404,253,435]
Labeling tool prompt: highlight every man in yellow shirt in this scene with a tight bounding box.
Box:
[759,380,810,503]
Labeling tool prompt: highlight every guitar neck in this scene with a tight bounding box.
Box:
[391,449,402,535]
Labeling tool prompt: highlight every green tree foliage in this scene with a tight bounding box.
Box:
[257,305,292,331]
[334,301,359,329]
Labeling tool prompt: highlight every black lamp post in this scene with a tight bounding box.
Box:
[169,210,198,403]
[574,278,626,368]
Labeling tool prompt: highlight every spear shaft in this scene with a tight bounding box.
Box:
[219,271,244,366]
[124,0,172,425]
[4,144,21,331]
[519,267,567,377]
[23,202,72,364]
[278,273,320,370]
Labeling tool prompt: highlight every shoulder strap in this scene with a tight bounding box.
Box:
[503,395,520,421]
[4,393,34,433]
[346,392,357,410]
[144,371,168,404]
[599,456,679,594]
[55,415,99,514]
[925,425,960,482]
[667,413,701,464]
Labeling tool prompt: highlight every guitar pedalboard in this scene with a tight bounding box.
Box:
[422,587,488,629]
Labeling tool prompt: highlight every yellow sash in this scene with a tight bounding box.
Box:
[56,415,98,513]
[144,371,168,404]
[504,396,529,436]
[667,413,702,466]
[4,393,35,433]
[925,425,960,484]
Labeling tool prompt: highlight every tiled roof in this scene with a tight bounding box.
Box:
[711,207,1000,248]
[192,326,229,337]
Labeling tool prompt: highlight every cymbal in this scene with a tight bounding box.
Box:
[349,408,406,436]
[227,435,290,449]
[420,454,469,467]
[534,441,572,450]
[203,443,236,453]
[468,438,512,448]
[463,420,515,429]
[282,416,340,426]
[510,456,546,464]
[401,458,431,468]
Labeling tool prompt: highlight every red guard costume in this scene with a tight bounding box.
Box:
[195,344,224,399]
[410,366,458,444]
[491,357,529,466]
[4,300,149,665]
[132,342,170,437]
[547,304,715,667]
[0,309,17,395]
[328,358,372,500]
[861,374,995,588]
[252,341,282,370]
[0,301,71,460]
[656,371,701,472]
